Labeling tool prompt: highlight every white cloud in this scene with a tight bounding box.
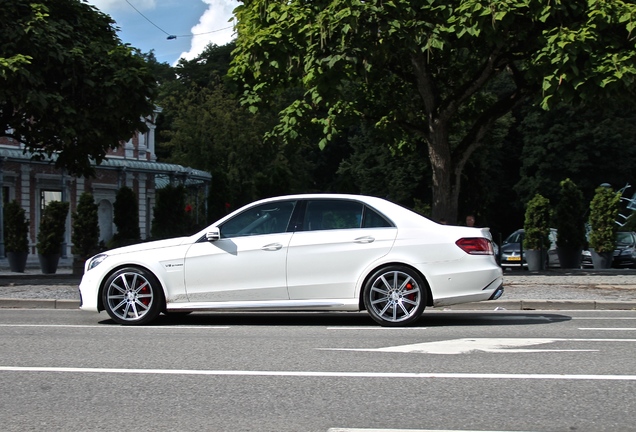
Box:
[179,0,236,61]
[89,0,157,13]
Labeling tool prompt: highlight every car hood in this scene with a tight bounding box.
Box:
[500,243,520,253]
[106,237,191,256]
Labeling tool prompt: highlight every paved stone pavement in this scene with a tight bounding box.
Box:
[1,266,636,311]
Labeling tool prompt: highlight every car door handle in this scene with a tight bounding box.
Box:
[262,243,283,251]
[354,236,375,244]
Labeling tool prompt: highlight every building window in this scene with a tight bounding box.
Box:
[40,190,62,209]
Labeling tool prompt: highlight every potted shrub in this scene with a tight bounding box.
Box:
[523,193,551,271]
[554,179,586,268]
[71,192,100,275]
[588,186,620,269]
[3,200,29,272]
[37,200,69,274]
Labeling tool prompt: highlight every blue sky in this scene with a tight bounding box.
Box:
[87,0,236,65]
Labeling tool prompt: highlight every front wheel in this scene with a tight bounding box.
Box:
[102,267,163,325]
[363,266,427,326]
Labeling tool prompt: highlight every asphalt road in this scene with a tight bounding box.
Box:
[1,308,635,431]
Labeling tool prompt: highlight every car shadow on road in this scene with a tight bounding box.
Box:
[98,310,572,327]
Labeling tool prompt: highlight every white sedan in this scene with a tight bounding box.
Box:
[79,194,503,326]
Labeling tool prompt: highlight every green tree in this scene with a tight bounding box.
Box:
[159,80,313,220]
[516,102,636,204]
[4,200,29,253]
[71,192,99,259]
[112,187,140,247]
[523,194,551,250]
[1,0,157,177]
[588,186,620,254]
[554,179,586,250]
[151,184,187,239]
[337,125,428,207]
[37,201,69,255]
[230,0,636,222]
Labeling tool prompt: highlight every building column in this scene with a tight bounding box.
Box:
[20,165,31,252]
[138,173,147,239]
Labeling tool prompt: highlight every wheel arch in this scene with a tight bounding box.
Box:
[358,262,433,311]
[97,264,167,313]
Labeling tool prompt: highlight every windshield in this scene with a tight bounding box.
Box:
[616,232,635,246]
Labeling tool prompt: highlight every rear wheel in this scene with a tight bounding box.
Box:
[363,265,427,326]
[102,267,163,325]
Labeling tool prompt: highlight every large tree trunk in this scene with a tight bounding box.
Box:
[427,126,458,223]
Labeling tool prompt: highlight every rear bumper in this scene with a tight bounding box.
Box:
[488,283,504,300]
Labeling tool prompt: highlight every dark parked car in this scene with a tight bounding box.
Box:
[581,231,636,268]
[499,228,559,269]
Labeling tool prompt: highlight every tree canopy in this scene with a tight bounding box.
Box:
[1,0,157,177]
[230,0,636,222]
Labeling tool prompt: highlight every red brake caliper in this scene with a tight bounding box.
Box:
[139,283,151,306]
[405,282,415,306]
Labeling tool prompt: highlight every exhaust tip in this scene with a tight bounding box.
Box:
[489,285,504,300]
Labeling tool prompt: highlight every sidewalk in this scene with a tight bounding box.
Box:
[1,258,636,311]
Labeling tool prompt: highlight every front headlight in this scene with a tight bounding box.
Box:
[86,253,108,271]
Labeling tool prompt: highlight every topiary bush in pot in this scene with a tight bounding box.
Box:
[554,178,586,268]
[588,185,620,269]
[37,200,69,274]
[3,200,29,272]
[523,193,551,271]
[71,192,100,275]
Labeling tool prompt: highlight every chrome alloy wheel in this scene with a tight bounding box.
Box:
[103,268,161,324]
[364,267,426,326]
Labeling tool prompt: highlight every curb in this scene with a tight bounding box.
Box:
[1,298,636,311]
[0,299,80,309]
[443,300,636,311]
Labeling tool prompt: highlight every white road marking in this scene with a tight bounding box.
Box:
[328,429,533,432]
[320,338,636,354]
[328,327,427,330]
[0,324,229,329]
[1,366,636,381]
[328,429,535,432]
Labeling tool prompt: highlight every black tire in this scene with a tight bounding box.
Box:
[363,265,427,326]
[102,267,163,325]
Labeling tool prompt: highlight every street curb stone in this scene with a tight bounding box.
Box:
[444,299,636,311]
[0,299,80,309]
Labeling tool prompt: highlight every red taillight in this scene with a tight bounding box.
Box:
[456,238,493,255]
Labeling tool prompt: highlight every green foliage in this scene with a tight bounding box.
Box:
[158,79,313,220]
[71,192,99,259]
[523,194,551,250]
[1,0,157,177]
[588,186,620,253]
[112,187,140,247]
[3,200,29,253]
[37,201,69,255]
[336,125,428,207]
[230,0,636,222]
[554,179,586,250]
[516,102,636,204]
[151,185,188,239]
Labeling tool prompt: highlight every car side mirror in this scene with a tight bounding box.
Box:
[206,227,221,242]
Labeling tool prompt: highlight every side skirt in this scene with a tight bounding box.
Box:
[166,299,360,312]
